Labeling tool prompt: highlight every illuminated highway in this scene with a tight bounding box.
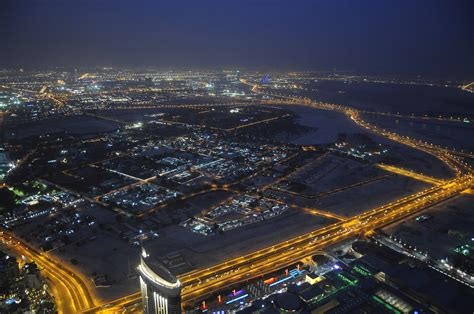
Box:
[174,81,472,304]
[376,163,444,185]
[3,79,473,313]
[360,110,471,123]
[83,79,474,313]
[0,229,98,313]
[178,176,472,304]
[89,175,472,313]
[242,79,474,166]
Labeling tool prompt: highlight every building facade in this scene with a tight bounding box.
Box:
[138,248,182,314]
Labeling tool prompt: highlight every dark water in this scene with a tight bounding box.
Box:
[284,81,474,152]
[364,115,474,152]
[301,81,474,117]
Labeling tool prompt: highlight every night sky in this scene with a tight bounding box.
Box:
[1,0,473,78]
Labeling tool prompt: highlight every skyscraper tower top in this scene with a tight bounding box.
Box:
[138,248,182,313]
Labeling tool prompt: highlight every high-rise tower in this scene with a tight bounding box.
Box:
[138,248,182,314]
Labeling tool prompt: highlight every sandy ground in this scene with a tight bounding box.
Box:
[383,194,474,260]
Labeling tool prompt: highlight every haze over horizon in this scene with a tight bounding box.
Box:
[1,0,473,79]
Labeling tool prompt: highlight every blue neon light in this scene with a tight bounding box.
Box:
[228,289,244,297]
[269,275,292,287]
[225,294,249,305]
[269,268,302,287]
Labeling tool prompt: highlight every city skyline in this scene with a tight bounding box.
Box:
[1,0,473,78]
[0,1,473,313]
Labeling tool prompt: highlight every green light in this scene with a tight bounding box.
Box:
[352,265,372,277]
[8,187,25,197]
[337,273,358,285]
[373,296,402,314]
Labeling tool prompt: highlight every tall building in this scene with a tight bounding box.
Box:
[138,248,182,314]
